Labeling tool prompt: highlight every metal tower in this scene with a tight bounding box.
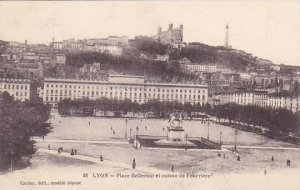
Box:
[225,24,229,49]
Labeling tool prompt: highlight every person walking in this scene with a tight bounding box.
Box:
[100,155,103,162]
[71,149,74,155]
[48,144,50,150]
[237,155,240,161]
[132,158,136,169]
[74,149,77,155]
[171,165,174,172]
[264,169,267,175]
[271,156,274,162]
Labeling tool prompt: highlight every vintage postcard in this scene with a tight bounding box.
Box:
[0,1,299,190]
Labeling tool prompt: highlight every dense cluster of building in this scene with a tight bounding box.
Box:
[1,23,300,113]
[51,36,127,55]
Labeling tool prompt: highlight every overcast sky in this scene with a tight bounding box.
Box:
[0,1,300,66]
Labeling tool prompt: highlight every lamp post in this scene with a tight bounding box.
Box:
[234,129,238,151]
[10,149,14,172]
[125,119,128,139]
[129,128,132,139]
[207,121,210,140]
[185,134,188,151]
[220,131,222,145]
[136,126,139,137]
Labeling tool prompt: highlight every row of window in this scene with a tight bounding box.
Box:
[45,93,206,101]
[45,96,206,103]
[0,84,28,90]
[45,84,207,94]
[0,90,28,98]
[45,89,207,96]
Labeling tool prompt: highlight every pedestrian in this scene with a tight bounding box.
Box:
[218,153,221,157]
[74,149,77,155]
[264,169,267,175]
[163,127,165,131]
[48,144,50,150]
[113,130,115,135]
[171,165,174,172]
[89,121,90,125]
[271,156,274,162]
[237,155,240,161]
[287,159,291,166]
[100,155,103,162]
[58,148,60,154]
[132,158,136,169]
[71,149,74,155]
[111,126,112,131]
[223,154,226,158]
[43,136,44,140]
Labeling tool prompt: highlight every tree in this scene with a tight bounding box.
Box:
[0,92,51,170]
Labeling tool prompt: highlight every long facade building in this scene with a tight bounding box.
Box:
[212,91,300,112]
[42,75,208,105]
[0,78,31,101]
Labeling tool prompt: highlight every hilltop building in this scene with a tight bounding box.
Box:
[154,24,184,48]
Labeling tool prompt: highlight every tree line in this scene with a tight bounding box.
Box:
[0,92,51,170]
[208,103,299,136]
[58,98,300,136]
[58,98,203,117]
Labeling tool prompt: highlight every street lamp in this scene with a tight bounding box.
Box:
[220,131,222,145]
[207,121,210,140]
[129,128,132,139]
[234,129,238,151]
[10,149,14,172]
[185,134,188,151]
[136,126,139,137]
[125,119,128,139]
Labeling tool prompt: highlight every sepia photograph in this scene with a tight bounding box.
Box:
[0,1,300,189]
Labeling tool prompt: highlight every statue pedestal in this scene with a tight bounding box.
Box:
[168,127,185,142]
